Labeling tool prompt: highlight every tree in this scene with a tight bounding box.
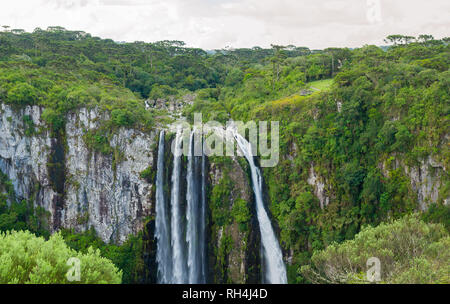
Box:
[47,26,67,32]
[0,230,122,283]
[11,29,25,35]
[384,35,405,46]
[417,34,434,43]
[402,35,416,45]
[270,44,287,90]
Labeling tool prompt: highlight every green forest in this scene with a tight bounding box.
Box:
[0,27,448,284]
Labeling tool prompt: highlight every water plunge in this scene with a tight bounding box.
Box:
[155,130,172,283]
[186,131,206,283]
[155,128,285,284]
[170,129,188,283]
[234,131,287,284]
[155,129,207,283]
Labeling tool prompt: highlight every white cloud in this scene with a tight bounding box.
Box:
[0,0,448,49]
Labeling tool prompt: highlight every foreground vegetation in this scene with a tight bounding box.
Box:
[0,230,121,284]
[0,171,147,284]
[301,215,449,284]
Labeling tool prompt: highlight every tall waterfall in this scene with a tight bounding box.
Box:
[156,127,285,284]
[155,128,208,283]
[186,130,207,283]
[200,142,207,283]
[170,129,187,283]
[155,130,172,283]
[234,132,287,284]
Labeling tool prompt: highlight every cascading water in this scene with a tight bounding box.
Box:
[186,130,207,283]
[234,131,287,284]
[170,129,188,283]
[199,141,207,283]
[157,126,283,284]
[155,130,172,283]
[186,131,199,283]
[155,128,208,284]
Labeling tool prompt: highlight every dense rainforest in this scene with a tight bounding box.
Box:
[0,27,448,283]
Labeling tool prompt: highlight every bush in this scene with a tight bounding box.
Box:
[7,83,38,105]
[42,108,65,133]
[422,203,450,230]
[139,166,155,183]
[83,127,113,155]
[61,228,147,284]
[300,215,449,284]
[148,84,178,100]
[111,108,134,127]
[0,230,122,284]
[231,198,251,231]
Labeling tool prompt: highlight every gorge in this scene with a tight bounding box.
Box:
[0,29,448,284]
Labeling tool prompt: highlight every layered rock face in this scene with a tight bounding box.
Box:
[0,104,156,243]
[379,156,448,210]
[306,157,448,211]
[404,157,448,210]
[0,104,57,218]
[64,108,157,243]
[307,164,330,209]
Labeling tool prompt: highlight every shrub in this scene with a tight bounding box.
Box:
[231,198,251,231]
[42,108,65,133]
[6,83,38,105]
[111,108,134,127]
[0,230,122,284]
[139,166,155,182]
[300,215,449,284]
[83,127,113,155]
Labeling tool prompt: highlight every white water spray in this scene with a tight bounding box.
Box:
[234,131,287,284]
[155,130,172,283]
[170,129,188,283]
[186,130,207,283]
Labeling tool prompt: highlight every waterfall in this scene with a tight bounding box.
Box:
[155,128,208,284]
[186,131,199,283]
[155,130,172,283]
[200,142,207,283]
[186,130,207,283]
[170,129,188,283]
[157,126,285,284]
[234,131,287,284]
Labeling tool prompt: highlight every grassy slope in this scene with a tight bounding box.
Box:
[308,78,333,91]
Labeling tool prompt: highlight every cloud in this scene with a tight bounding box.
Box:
[0,0,448,49]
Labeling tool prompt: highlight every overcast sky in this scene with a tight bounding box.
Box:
[1,0,449,49]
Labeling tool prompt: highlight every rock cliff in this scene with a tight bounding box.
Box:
[0,103,156,243]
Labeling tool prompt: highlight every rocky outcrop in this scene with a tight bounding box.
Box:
[379,155,448,210]
[404,157,448,209]
[0,104,156,243]
[307,164,330,209]
[0,104,58,218]
[145,94,196,117]
[64,108,157,243]
[305,154,448,211]
[208,157,260,283]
